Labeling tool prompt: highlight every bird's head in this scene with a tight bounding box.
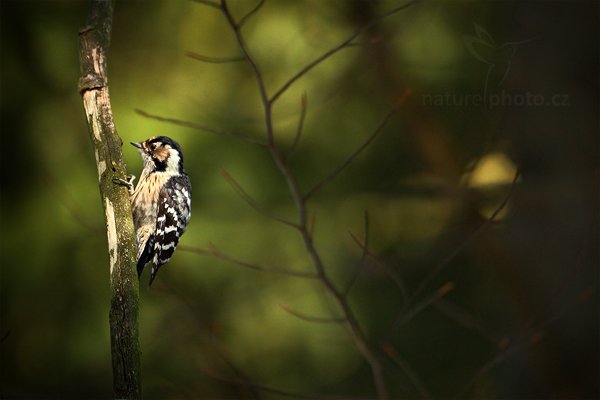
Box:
[131,136,184,175]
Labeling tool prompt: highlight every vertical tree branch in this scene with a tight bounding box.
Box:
[78,1,141,398]
[217,2,390,397]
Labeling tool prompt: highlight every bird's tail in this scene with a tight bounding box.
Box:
[148,265,160,287]
[136,238,153,279]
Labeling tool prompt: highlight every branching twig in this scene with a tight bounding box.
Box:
[203,368,317,399]
[390,168,522,333]
[285,91,308,158]
[349,235,410,304]
[383,344,431,399]
[453,347,512,399]
[237,0,266,28]
[433,299,505,344]
[178,244,318,279]
[413,168,521,298]
[221,169,300,228]
[454,284,596,398]
[279,303,347,324]
[269,1,417,104]
[215,2,415,398]
[209,338,262,400]
[177,3,419,398]
[304,92,410,201]
[135,109,267,147]
[221,0,272,144]
[154,276,263,399]
[392,282,455,330]
[343,210,370,296]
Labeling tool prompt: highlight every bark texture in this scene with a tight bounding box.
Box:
[78,1,142,398]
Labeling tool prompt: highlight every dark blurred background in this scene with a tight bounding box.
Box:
[1,0,597,398]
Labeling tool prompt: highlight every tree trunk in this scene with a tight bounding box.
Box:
[78,1,142,398]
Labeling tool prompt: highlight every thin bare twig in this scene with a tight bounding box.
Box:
[191,0,222,10]
[392,282,455,330]
[311,214,320,237]
[221,0,273,144]
[390,168,521,333]
[279,303,347,324]
[285,91,308,158]
[453,348,512,399]
[204,368,316,399]
[179,244,318,279]
[269,1,418,104]
[305,86,412,201]
[343,210,370,296]
[433,299,505,344]
[135,109,267,147]
[154,277,263,399]
[454,284,596,398]
[185,51,245,64]
[383,344,431,399]
[414,168,521,298]
[220,0,306,220]
[208,321,263,399]
[45,174,103,234]
[303,105,399,201]
[349,234,410,303]
[237,0,267,28]
[163,269,375,400]
[221,169,300,228]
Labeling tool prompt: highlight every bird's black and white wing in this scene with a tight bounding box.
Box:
[148,174,192,285]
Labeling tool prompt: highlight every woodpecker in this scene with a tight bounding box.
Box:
[127,136,192,286]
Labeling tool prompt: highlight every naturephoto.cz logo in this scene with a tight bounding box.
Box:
[422,24,570,109]
[423,90,570,108]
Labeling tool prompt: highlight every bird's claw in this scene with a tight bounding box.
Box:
[113,174,136,192]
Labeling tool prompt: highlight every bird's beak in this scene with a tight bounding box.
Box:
[130,142,143,149]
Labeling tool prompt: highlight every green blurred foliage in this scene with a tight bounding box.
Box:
[1,0,597,399]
